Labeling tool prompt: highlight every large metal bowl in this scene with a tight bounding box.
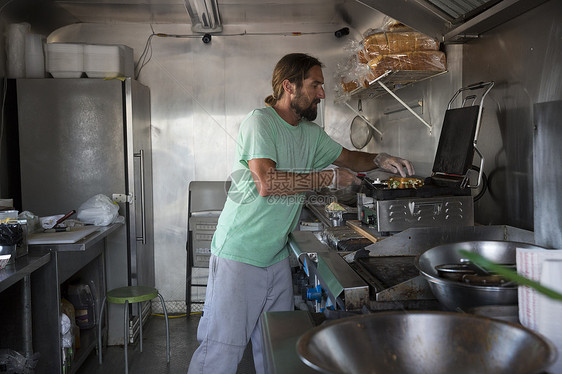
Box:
[297,311,556,374]
[415,240,544,311]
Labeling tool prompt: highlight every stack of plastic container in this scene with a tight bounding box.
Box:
[84,44,123,78]
[46,43,84,78]
[46,43,133,78]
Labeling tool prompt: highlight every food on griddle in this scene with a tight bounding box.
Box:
[387,177,424,189]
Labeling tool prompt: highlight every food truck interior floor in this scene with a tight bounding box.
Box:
[77,313,256,374]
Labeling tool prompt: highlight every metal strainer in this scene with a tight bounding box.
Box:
[349,115,373,149]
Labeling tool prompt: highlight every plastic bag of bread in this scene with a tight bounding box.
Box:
[334,40,377,98]
[359,17,440,62]
[367,50,447,79]
[362,31,440,61]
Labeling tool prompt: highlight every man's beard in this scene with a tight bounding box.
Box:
[291,91,320,121]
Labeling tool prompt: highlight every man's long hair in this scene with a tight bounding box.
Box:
[264,53,324,107]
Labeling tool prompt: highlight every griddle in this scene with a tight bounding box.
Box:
[360,176,471,200]
[356,256,419,291]
[362,81,494,200]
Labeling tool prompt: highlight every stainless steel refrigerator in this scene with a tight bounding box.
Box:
[16,77,154,345]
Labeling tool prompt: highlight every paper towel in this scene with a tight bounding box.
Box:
[517,246,562,330]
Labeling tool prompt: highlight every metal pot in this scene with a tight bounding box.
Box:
[415,240,544,311]
[297,311,556,374]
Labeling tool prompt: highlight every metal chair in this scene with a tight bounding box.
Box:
[97,286,170,373]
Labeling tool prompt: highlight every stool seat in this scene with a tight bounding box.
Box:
[98,285,170,373]
[107,286,159,304]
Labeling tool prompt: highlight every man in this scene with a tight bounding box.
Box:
[187,53,413,374]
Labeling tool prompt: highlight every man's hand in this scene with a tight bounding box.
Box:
[331,168,361,190]
[373,153,415,177]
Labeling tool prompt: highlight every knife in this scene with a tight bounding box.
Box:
[44,209,76,231]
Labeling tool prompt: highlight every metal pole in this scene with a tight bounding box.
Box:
[22,275,33,358]
[377,81,432,130]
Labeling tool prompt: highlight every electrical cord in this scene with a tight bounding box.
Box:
[135,25,156,79]
[471,165,488,202]
[134,27,347,78]
[151,313,188,318]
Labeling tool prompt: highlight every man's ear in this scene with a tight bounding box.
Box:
[282,80,295,94]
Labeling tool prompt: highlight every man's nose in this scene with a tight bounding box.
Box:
[318,86,325,99]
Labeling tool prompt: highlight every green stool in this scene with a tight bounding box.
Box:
[97,286,170,373]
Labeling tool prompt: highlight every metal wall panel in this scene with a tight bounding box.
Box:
[41,0,562,306]
[462,0,561,232]
[47,21,360,307]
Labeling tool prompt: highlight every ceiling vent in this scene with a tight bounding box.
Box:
[356,0,549,43]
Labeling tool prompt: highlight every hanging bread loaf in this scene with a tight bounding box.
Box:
[367,51,447,79]
[362,31,440,61]
[337,18,446,96]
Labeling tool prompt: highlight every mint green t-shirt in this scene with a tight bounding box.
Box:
[211,107,343,267]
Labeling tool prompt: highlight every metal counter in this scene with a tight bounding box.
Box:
[0,252,51,360]
[28,223,123,374]
[290,221,535,312]
[261,311,318,374]
[288,231,369,311]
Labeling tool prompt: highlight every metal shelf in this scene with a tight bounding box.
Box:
[348,70,448,131]
[350,70,448,100]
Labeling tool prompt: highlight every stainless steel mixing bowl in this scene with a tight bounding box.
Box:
[415,240,544,311]
[297,311,556,374]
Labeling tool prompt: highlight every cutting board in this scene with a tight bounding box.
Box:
[346,220,379,243]
[28,226,100,245]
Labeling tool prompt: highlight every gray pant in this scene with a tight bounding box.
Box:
[188,254,294,374]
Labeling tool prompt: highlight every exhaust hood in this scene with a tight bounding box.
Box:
[356,0,550,43]
[0,0,549,41]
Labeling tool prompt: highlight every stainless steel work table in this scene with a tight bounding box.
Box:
[261,311,319,374]
[0,252,51,293]
[28,223,122,374]
[0,251,51,362]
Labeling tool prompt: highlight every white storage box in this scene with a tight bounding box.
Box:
[46,43,83,78]
[84,44,134,78]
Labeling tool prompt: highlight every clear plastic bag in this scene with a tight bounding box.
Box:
[76,194,119,226]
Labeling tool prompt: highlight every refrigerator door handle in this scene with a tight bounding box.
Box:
[134,149,147,244]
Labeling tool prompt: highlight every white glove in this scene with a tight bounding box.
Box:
[374,152,415,177]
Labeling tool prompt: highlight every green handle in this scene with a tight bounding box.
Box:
[458,249,562,301]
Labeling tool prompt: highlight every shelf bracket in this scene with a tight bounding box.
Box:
[376,80,432,131]
[343,102,383,137]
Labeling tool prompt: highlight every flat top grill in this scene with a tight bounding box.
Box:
[356,256,419,291]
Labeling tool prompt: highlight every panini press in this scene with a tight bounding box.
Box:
[358,81,494,233]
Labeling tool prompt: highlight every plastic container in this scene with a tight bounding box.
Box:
[0,210,18,221]
[84,44,124,78]
[46,43,84,78]
[67,283,96,329]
